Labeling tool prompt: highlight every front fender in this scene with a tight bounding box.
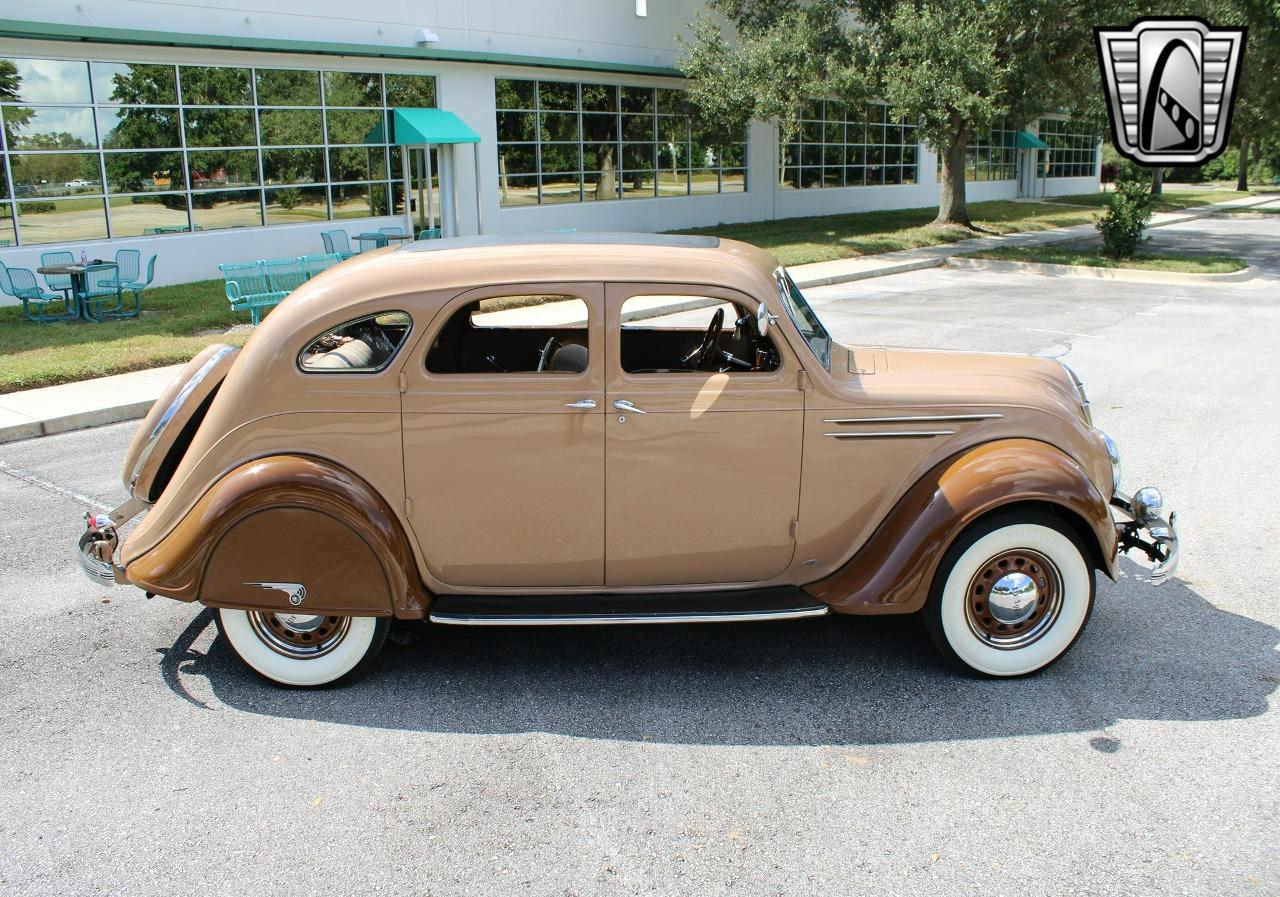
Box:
[803,439,1117,614]
[124,455,429,618]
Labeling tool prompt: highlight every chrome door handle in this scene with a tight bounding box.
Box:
[612,400,646,414]
[565,399,597,410]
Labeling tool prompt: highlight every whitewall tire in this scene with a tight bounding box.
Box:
[216,609,390,687]
[924,512,1095,677]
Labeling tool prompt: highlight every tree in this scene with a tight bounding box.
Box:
[681,0,1120,227]
[1211,0,1280,190]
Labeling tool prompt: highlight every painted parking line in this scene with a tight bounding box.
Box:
[0,459,113,514]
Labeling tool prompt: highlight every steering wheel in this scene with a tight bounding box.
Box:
[536,336,561,372]
[681,307,725,371]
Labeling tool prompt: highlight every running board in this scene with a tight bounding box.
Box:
[428,587,829,626]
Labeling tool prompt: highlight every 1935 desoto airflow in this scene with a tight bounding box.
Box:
[78,234,1178,686]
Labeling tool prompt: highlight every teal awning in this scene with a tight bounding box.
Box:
[366,108,481,146]
[1016,130,1050,150]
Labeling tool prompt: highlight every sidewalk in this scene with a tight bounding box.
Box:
[0,363,183,443]
[1,191,1275,445]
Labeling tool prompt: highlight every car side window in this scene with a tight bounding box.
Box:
[426,294,589,374]
[298,311,412,373]
[619,295,781,374]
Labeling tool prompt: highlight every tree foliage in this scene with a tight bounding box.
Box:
[681,0,1125,226]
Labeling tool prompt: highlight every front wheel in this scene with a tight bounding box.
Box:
[216,609,390,687]
[924,512,1095,677]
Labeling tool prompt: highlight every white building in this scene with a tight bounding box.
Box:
[0,2,1102,286]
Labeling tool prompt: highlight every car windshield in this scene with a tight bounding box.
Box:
[775,268,831,369]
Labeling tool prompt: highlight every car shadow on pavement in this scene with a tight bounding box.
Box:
[165,559,1279,746]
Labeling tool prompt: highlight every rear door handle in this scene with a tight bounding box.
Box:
[612,400,646,414]
[565,399,597,409]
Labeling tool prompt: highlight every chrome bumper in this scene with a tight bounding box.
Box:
[76,497,147,587]
[1111,488,1179,583]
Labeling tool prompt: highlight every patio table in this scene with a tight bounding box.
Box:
[36,262,118,321]
[355,231,413,251]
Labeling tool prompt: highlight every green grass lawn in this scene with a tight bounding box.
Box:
[1047,189,1250,213]
[676,191,1252,267]
[966,245,1247,274]
[1215,206,1280,215]
[676,199,1104,266]
[0,279,252,393]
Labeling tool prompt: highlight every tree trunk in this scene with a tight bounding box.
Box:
[595,146,617,200]
[934,130,971,227]
[1236,135,1250,191]
[1150,166,1163,195]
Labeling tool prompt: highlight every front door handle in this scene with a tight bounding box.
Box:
[612,399,646,415]
[565,399,597,410]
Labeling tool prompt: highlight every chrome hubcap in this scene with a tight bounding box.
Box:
[988,573,1039,625]
[965,549,1063,650]
[276,613,326,633]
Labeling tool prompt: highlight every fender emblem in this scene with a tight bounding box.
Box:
[245,581,308,606]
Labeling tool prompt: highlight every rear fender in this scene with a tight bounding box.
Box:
[804,439,1117,614]
[124,455,429,618]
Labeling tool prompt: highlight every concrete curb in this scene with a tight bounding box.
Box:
[946,256,1257,285]
[791,256,946,288]
[0,399,156,445]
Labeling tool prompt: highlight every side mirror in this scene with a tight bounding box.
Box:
[756,302,779,338]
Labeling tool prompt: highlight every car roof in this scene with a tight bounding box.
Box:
[267,232,783,334]
[399,232,722,254]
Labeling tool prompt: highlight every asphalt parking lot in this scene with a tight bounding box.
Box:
[1,214,1278,896]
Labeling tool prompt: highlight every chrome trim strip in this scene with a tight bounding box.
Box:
[128,344,237,497]
[820,413,1003,424]
[429,606,830,626]
[822,430,954,439]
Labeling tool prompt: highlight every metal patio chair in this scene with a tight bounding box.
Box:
[320,230,355,260]
[39,250,76,303]
[417,228,442,240]
[106,253,155,318]
[378,226,405,237]
[78,263,125,321]
[1,263,78,323]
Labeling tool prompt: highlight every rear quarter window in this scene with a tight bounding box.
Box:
[298,311,412,373]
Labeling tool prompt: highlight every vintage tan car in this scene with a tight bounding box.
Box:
[78,234,1177,686]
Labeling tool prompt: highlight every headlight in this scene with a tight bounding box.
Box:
[1101,431,1121,491]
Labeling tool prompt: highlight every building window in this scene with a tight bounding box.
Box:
[964,119,1018,181]
[0,55,435,246]
[495,78,747,207]
[780,99,919,190]
[1039,118,1099,179]
[935,119,1018,182]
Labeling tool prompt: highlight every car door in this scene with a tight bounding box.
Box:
[401,283,605,589]
[603,282,805,587]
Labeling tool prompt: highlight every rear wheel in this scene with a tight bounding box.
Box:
[924,512,1095,677]
[216,608,390,687]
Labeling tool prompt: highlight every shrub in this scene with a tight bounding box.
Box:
[1095,177,1154,258]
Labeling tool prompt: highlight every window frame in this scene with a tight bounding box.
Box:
[421,283,601,381]
[296,310,414,375]
[608,282,797,387]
